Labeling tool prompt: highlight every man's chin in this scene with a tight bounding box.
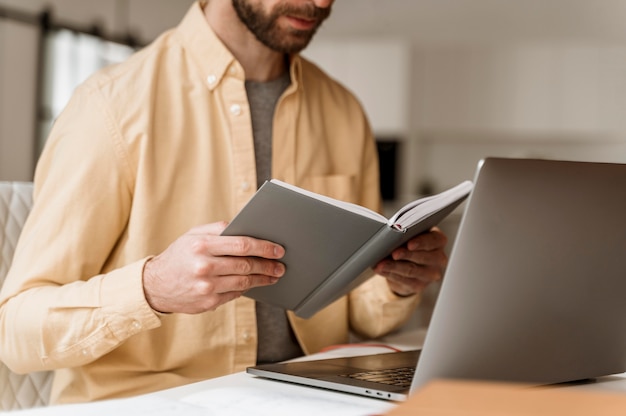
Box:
[267,34,315,54]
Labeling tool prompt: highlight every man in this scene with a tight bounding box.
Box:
[0,0,447,404]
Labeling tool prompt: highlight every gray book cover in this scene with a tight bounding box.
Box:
[222,180,472,318]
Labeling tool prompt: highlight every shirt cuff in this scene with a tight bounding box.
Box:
[100,257,163,336]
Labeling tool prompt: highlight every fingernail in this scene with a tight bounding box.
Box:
[274,264,285,276]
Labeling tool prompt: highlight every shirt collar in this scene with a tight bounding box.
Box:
[175,1,239,91]
[176,1,302,92]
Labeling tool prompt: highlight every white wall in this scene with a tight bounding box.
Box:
[3,0,626,191]
[409,44,626,193]
[303,38,411,137]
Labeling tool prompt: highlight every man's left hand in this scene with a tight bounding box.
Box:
[373,227,448,297]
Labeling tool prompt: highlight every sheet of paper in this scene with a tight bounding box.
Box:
[182,386,394,416]
[3,395,211,416]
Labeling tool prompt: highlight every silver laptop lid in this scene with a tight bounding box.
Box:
[412,157,626,389]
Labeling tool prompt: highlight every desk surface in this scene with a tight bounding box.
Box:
[6,329,626,415]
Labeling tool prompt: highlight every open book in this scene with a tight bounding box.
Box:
[222,179,473,318]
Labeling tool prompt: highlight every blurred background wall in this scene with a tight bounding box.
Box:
[3,0,626,190]
[2,0,626,327]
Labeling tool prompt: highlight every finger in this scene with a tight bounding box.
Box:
[186,274,281,312]
[391,247,448,269]
[407,228,448,251]
[205,235,285,259]
[385,273,429,297]
[201,256,285,278]
[375,259,443,283]
[208,273,282,295]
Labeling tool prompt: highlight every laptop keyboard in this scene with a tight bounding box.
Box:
[339,367,415,388]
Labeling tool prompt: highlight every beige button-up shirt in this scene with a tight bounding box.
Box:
[0,1,419,404]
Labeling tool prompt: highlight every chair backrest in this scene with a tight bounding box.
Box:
[0,182,53,410]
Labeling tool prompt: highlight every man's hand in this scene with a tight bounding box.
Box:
[143,221,285,314]
[374,227,448,297]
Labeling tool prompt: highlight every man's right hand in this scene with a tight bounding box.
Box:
[142,221,285,314]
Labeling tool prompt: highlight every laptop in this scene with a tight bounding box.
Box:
[247,157,626,401]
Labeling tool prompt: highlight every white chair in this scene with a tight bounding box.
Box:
[0,181,53,410]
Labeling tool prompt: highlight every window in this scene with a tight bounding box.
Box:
[38,29,135,154]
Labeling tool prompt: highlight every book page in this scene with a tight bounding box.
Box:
[270,179,387,223]
[8,395,210,416]
[389,181,473,229]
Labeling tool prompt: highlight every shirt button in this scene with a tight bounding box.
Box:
[131,321,141,331]
[207,74,217,85]
[81,349,88,356]
[229,66,237,75]
[230,104,242,116]
[240,181,251,192]
[242,331,251,341]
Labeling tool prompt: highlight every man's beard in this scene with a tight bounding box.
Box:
[232,0,331,54]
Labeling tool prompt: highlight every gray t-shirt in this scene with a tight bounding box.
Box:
[245,72,303,364]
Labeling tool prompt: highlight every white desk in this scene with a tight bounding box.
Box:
[5,329,626,415]
[3,347,403,416]
[152,331,428,416]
